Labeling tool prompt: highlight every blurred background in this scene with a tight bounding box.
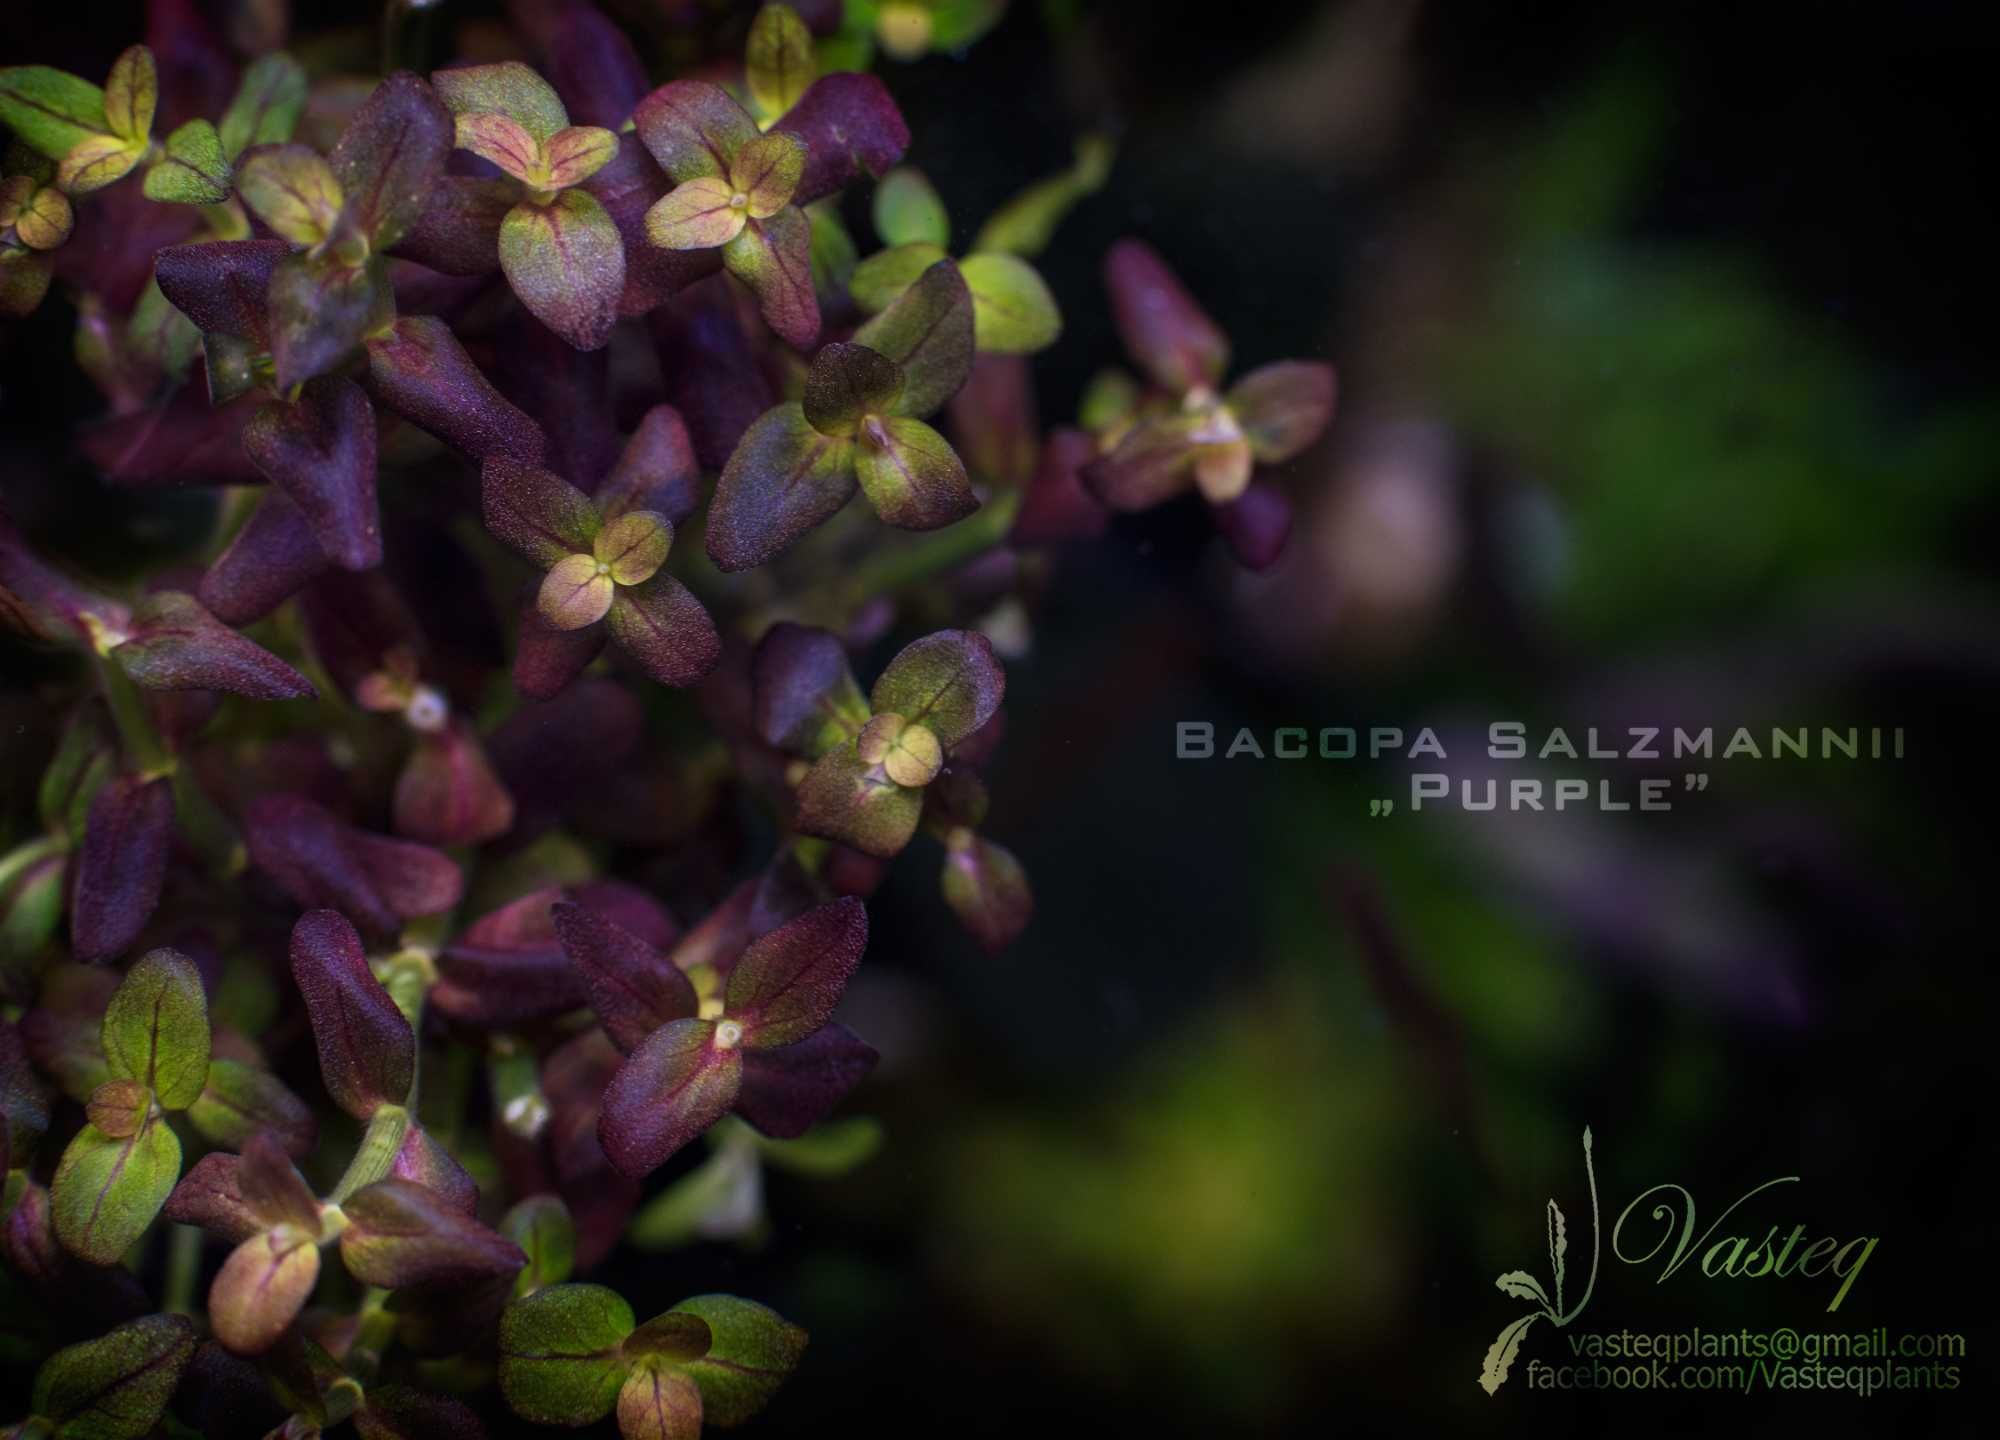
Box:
[4,0,1997,1435]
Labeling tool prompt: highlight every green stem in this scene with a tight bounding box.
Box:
[834,488,1021,607]
[94,655,173,780]
[330,1103,411,1203]
[163,1223,203,1315]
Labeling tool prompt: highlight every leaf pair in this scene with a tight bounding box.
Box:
[8,1314,196,1440]
[433,879,678,1029]
[500,1284,805,1440]
[754,625,1005,858]
[483,455,721,695]
[48,951,208,1263]
[708,260,981,570]
[435,62,625,350]
[226,73,452,391]
[0,46,154,195]
[245,797,463,941]
[554,895,875,1177]
[853,166,1064,354]
[637,81,816,348]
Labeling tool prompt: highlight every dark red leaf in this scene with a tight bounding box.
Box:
[735,1024,877,1139]
[365,315,547,465]
[328,72,454,250]
[113,591,316,700]
[596,1018,741,1177]
[163,1152,262,1243]
[71,774,175,963]
[339,1177,524,1287]
[1103,238,1230,395]
[288,908,416,1119]
[550,901,698,1054]
[1210,479,1293,571]
[394,718,515,847]
[724,896,867,1049]
[153,239,290,345]
[241,377,382,571]
[650,274,774,470]
[773,73,911,207]
[511,597,607,701]
[1011,426,1107,544]
[198,491,330,626]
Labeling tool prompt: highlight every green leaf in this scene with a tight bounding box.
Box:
[101,46,156,146]
[219,53,307,160]
[31,1314,196,1440]
[1225,359,1337,462]
[126,279,201,378]
[756,1115,884,1175]
[971,133,1114,258]
[543,126,618,190]
[538,552,616,631]
[56,134,144,196]
[499,190,625,352]
[729,132,806,219]
[805,199,857,307]
[667,1295,807,1426]
[498,1283,635,1427]
[0,251,55,319]
[960,252,1061,354]
[646,176,747,251]
[0,67,110,164]
[50,1114,182,1265]
[594,510,673,587]
[236,144,345,246]
[101,948,209,1111]
[852,258,974,417]
[143,119,230,206]
[627,1141,759,1250]
[871,629,1006,749]
[432,62,570,143]
[503,1194,576,1297]
[847,241,947,314]
[455,111,543,186]
[617,1363,704,1440]
[747,4,816,120]
[185,1058,315,1155]
[854,414,977,531]
[721,205,818,350]
[794,740,926,858]
[210,1229,321,1355]
[802,342,904,438]
[872,167,948,250]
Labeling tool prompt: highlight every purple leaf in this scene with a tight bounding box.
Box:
[482,456,599,569]
[112,591,315,699]
[152,239,288,344]
[349,829,466,921]
[751,622,866,756]
[550,901,698,1054]
[70,775,174,962]
[596,1017,741,1177]
[235,1131,321,1233]
[650,275,773,468]
[289,908,415,1118]
[948,353,1038,487]
[773,74,910,207]
[0,510,127,646]
[245,793,460,935]
[603,574,721,689]
[1226,359,1336,462]
[365,315,547,466]
[736,1024,878,1139]
[940,833,1033,952]
[511,597,607,701]
[525,0,650,131]
[268,253,390,394]
[1104,238,1230,395]
[723,897,867,1049]
[394,718,516,847]
[242,376,382,571]
[392,176,512,276]
[1210,480,1293,572]
[390,1119,480,1215]
[633,81,758,185]
[595,405,700,524]
[584,133,723,318]
[432,887,584,1026]
[79,389,263,487]
[720,204,819,349]
[707,403,855,572]
[328,72,454,250]
[339,1178,525,1288]
[163,1152,262,1242]
[198,491,330,626]
[1012,426,1108,544]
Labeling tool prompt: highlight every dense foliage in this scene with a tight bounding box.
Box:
[0,3,1333,1436]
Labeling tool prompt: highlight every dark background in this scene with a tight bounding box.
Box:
[4,1,1997,1435]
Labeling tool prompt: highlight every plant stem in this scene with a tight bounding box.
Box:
[163,1223,203,1315]
[831,488,1022,608]
[94,655,173,780]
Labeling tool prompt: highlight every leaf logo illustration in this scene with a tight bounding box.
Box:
[1478,1127,1598,1395]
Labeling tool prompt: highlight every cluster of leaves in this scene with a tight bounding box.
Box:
[1,2,1335,1437]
